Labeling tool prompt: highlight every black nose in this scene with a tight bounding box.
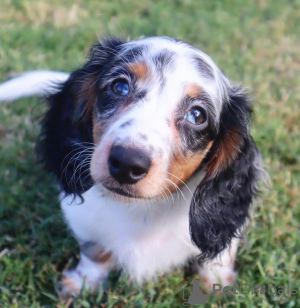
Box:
[108,145,151,184]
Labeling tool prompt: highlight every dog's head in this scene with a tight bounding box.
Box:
[38,36,262,259]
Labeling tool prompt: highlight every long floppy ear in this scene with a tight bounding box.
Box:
[189,86,262,260]
[37,37,125,196]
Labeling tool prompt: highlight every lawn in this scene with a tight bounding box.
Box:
[0,0,299,307]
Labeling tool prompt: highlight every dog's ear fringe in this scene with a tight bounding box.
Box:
[36,37,125,198]
[189,86,265,262]
[201,86,253,184]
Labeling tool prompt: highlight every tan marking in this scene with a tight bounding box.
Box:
[77,77,97,121]
[227,274,235,283]
[81,243,112,264]
[128,62,149,80]
[167,146,211,188]
[202,128,241,184]
[164,113,213,191]
[185,83,202,99]
[95,251,112,263]
[135,143,212,198]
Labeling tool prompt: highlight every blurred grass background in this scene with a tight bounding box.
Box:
[0,0,299,307]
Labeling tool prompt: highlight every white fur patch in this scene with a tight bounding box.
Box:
[61,173,202,283]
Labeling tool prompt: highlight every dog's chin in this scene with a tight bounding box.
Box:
[100,183,145,202]
[106,186,138,198]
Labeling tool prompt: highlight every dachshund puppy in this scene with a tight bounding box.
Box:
[0,36,263,295]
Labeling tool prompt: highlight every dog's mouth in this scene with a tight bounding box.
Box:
[102,185,139,198]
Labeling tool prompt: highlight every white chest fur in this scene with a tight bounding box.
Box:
[60,175,202,282]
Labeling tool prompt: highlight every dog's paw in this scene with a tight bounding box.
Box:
[58,269,103,299]
[198,265,237,292]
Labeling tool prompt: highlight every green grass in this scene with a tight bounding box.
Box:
[0,0,299,307]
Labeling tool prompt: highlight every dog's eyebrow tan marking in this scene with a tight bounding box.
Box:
[128,62,149,79]
[184,83,202,99]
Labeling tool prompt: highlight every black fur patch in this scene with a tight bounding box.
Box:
[37,37,125,196]
[189,88,262,261]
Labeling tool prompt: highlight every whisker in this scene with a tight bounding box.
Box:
[74,158,93,189]
[167,172,194,198]
[163,184,175,204]
[165,178,187,201]
[69,157,91,190]
[62,150,89,184]
[158,187,168,204]
[63,149,94,189]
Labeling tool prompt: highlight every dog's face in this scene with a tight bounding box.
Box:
[39,36,261,259]
[77,37,227,199]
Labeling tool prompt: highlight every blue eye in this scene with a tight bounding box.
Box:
[111,79,130,96]
[184,107,206,125]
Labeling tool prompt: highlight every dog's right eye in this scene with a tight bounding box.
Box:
[111,79,130,96]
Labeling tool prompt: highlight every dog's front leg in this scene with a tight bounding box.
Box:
[60,244,115,297]
[197,238,239,291]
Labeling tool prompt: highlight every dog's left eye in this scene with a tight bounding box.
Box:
[111,79,130,96]
[184,107,206,125]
